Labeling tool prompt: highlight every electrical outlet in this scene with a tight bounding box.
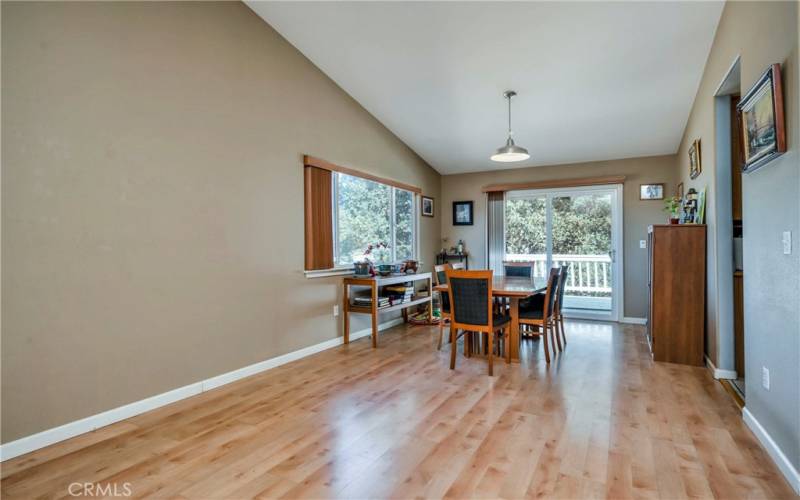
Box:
[333,305,339,317]
[640,240,647,249]
[783,231,792,255]
[762,366,770,391]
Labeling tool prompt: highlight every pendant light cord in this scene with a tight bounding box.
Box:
[507,94,512,137]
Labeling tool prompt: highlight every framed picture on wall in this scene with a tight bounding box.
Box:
[689,139,702,179]
[421,196,434,217]
[676,182,685,199]
[639,184,665,200]
[738,63,786,172]
[452,201,474,226]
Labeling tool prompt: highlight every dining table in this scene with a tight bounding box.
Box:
[433,275,547,362]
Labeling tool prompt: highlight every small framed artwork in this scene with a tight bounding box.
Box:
[689,139,702,179]
[421,196,434,217]
[738,63,786,172]
[639,184,665,200]
[452,201,474,226]
[676,182,684,199]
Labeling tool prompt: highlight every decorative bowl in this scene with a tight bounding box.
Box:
[378,264,393,277]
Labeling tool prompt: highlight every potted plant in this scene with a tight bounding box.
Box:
[664,196,681,224]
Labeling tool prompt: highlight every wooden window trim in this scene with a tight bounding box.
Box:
[482,175,626,193]
[304,155,422,195]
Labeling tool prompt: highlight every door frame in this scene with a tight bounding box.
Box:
[503,183,624,322]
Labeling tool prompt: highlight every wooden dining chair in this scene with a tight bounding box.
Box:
[503,261,535,334]
[553,265,569,350]
[445,269,510,375]
[503,261,534,277]
[518,267,560,363]
[433,263,452,350]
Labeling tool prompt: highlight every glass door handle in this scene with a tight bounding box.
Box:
[609,250,616,262]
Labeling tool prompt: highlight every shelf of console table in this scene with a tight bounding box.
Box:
[343,272,433,348]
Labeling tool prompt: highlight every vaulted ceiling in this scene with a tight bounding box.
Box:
[247,1,724,174]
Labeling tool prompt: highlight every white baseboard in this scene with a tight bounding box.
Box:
[620,316,647,325]
[704,355,737,380]
[0,318,405,462]
[743,407,800,494]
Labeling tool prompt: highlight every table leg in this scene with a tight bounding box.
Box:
[370,282,378,348]
[509,297,520,362]
[343,283,350,344]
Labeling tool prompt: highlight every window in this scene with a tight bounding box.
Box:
[302,155,422,274]
[334,172,416,266]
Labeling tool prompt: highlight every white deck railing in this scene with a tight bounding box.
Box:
[503,254,612,294]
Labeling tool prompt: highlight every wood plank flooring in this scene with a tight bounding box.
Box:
[2,321,796,499]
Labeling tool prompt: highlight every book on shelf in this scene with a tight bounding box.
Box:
[352,296,390,308]
[384,284,414,304]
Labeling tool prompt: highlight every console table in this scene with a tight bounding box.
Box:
[343,272,432,348]
[435,252,469,269]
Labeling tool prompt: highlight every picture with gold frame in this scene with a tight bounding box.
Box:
[689,139,701,180]
[737,63,786,173]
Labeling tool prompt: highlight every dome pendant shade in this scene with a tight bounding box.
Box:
[490,137,530,162]
[490,90,530,163]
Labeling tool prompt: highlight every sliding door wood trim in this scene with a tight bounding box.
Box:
[482,175,626,193]
[304,155,422,194]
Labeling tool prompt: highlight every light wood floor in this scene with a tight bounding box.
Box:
[2,321,796,499]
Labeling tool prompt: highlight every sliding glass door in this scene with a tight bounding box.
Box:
[504,194,547,280]
[503,185,622,320]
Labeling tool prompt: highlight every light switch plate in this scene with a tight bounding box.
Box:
[783,231,792,255]
[333,305,340,317]
[640,240,647,249]
[762,366,770,391]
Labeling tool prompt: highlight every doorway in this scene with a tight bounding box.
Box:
[502,185,624,321]
[714,55,745,400]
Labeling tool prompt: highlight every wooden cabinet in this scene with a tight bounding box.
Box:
[647,224,706,366]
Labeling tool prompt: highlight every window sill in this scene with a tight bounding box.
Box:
[304,262,425,279]
[304,267,354,279]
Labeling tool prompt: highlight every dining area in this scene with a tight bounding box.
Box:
[433,262,569,375]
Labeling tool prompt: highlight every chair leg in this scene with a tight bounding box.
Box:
[560,315,567,346]
[450,328,458,370]
[487,331,494,376]
[554,318,563,352]
[551,320,559,354]
[437,320,444,350]
[542,322,551,363]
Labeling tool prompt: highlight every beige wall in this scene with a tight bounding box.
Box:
[440,155,678,319]
[1,1,441,443]
[676,1,799,471]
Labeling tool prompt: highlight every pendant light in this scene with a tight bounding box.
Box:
[490,90,530,162]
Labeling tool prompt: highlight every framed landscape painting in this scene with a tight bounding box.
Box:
[640,184,665,200]
[738,63,786,172]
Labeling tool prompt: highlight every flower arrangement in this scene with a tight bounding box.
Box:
[363,242,391,264]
